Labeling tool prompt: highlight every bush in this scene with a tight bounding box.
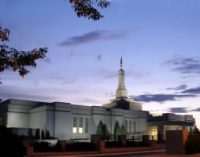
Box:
[33,141,97,152]
[105,140,150,148]
[34,129,40,139]
[67,142,97,151]
[185,134,200,154]
[33,142,60,152]
[0,126,25,157]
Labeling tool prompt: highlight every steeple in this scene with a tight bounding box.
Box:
[116,57,128,98]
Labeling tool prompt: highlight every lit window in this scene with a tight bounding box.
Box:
[79,117,83,133]
[73,117,77,133]
[73,127,77,133]
[79,127,83,133]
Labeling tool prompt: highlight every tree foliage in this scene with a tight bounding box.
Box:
[41,130,45,139]
[0,26,47,81]
[45,130,51,139]
[114,121,121,140]
[68,0,110,20]
[185,126,200,154]
[96,120,109,139]
[34,129,40,139]
[120,124,127,135]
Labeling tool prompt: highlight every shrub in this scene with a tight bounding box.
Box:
[114,121,121,140]
[185,126,200,154]
[67,142,97,151]
[185,134,200,154]
[45,130,51,139]
[41,130,45,139]
[34,129,40,139]
[105,140,150,148]
[96,121,109,140]
[33,142,60,152]
[0,126,24,157]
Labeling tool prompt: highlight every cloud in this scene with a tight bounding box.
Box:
[191,108,200,112]
[59,30,126,47]
[168,107,188,113]
[165,56,200,75]
[0,85,55,102]
[181,86,200,94]
[133,94,196,103]
[73,97,103,105]
[166,84,187,91]
[94,69,116,79]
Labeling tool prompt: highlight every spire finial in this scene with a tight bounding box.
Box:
[120,57,123,69]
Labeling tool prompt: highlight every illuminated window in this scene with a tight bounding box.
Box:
[73,127,77,133]
[73,117,77,133]
[85,118,88,133]
[79,127,83,133]
[73,117,88,134]
[79,117,83,133]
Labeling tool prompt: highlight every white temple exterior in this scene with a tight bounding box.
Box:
[0,59,195,141]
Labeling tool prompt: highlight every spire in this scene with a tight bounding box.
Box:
[116,58,128,98]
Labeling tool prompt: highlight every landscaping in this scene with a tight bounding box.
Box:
[185,127,200,154]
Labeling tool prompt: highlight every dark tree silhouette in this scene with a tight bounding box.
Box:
[68,0,110,20]
[0,26,47,82]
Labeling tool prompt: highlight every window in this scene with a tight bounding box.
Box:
[129,120,132,133]
[133,121,136,133]
[125,120,128,132]
[78,117,83,133]
[73,117,77,133]
[73,116,88,134]
[85,118,88,133]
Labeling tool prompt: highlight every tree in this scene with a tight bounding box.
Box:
[41,130,45,139]
[45,130,51,139]
[102,123,109,139]
[185,126,200,154]
[0,26,47,83]
[120,124,127,135]
[113,121,121,140]
[68,0,110,21]
[96,121,109,139]
[96,120,104,136]
[34,129,40,139]
[28,129,33,138]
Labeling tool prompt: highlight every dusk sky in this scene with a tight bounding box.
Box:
[1,0,200,128]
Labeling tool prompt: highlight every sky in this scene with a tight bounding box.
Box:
[0,0,200,128]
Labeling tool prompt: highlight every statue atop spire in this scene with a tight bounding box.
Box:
[120,57,123,69]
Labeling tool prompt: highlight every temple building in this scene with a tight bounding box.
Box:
[0,58,195,141]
